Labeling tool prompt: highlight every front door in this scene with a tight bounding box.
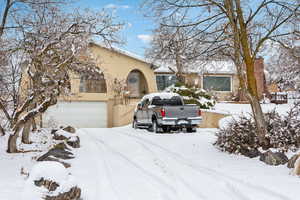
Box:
[127,71,140,98]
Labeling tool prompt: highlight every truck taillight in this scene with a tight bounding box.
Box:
[161,108,166,117]
[198,109,202,116]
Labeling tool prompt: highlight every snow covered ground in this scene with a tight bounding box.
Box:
[70,126,299,200]
[215,101,298,116]
[0,129,56,200]
[1,102,300,200]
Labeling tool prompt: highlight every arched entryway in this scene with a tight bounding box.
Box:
[126,69,149,98]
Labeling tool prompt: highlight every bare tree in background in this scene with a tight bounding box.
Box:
[143,0,300,147]
[266,14,300,90]
[0,1,123,152]
[0,0,72,38]
[145,22,202,82]
[0,49,23,136]
[266,43,300,90]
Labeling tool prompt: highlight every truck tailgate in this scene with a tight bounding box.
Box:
[163,105,199,118]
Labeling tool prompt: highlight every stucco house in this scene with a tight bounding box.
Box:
[40,44,267,128]
[154,58,268,101]
[43,43,157,128]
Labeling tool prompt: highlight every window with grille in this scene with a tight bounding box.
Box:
[79,73,107,93]
[203,75,232,92]
[156,75,177,91]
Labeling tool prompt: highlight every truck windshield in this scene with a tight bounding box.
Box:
[151,96,183,106]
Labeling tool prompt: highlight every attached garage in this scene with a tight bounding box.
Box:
[43,101,107,128]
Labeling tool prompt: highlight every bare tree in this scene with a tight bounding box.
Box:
[266,43,300,90]
[143,0,300,147]
[0,49,24,136]
[266,13,300,90]
[0,2,123,152]
[146,22,202,82]
[0,0,71,38]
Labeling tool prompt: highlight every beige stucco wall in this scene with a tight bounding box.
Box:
[106,98,140,128]
[184,73,201,87]
[112,104,136,127]
[198,110,229,128]
[66,43,157,102]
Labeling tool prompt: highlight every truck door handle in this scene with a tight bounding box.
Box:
[180,108,184,110]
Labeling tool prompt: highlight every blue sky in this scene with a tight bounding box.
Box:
[74,0,154,57]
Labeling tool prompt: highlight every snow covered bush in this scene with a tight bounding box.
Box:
[165,82,216,109]
[215,115,260,155]
[215,102,300,154]
[22,161,80,200]
[267,103,300,151]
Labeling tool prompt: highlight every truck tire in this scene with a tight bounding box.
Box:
[162,126,170,133]
[187,127,196,133]
[132,119,138,129]
[152,120,159,133]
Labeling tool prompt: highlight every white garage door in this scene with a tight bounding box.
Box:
[44,101,107,128]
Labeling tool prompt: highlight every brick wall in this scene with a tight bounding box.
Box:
[254,57,268,99]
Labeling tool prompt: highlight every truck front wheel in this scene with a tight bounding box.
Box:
[132,119,138,129]
[151,120,159,133]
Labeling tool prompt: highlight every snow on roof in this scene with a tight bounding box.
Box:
[91,42,156,68]
[154,62,176,73]
[142,92,180,101]
[197,60,236,74]
[154,60,236,74]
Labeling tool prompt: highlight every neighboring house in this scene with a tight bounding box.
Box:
[43,43,157,128]
[154,58,268,101]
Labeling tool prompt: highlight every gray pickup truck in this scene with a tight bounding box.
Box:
[133,93,202,133]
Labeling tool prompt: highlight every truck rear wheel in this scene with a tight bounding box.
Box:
[162,126,170,133]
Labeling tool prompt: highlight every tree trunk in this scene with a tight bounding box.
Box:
[21,121,31,144]
[244,61,269,147]
[248,95,270,148]
[21,103,36,144]
[7,129,20,153]
[0,124,5,136]
[235,0,268,146]
[32,118,37,132]
[175,52,185,83]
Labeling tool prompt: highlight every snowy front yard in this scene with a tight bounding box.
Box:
[215,101,297,116]
[71,126,299,200]
[1,102,300,200]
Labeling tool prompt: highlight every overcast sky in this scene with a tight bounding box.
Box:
[75,0,154,57]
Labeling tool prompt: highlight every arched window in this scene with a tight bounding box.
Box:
[126,69,149,98]
[79,73,107,93]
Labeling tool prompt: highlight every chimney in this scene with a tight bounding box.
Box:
[254,57,269,99]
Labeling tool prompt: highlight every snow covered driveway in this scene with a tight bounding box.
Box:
[71,127,299,200]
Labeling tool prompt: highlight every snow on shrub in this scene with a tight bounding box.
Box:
[214,115,259,154]
[22,161,77,199]
[165,82,216,109]
[214,102,300,154]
